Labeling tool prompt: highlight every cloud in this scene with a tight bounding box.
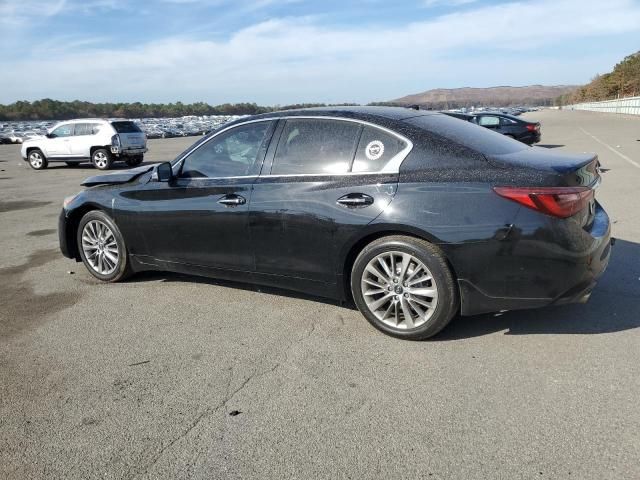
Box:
[1,0,639,104]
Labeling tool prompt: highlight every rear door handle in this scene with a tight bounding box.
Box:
[337,193,374,208]
[218,194,246,206]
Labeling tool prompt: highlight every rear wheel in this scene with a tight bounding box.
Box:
[351,235,458,340]
[91,148,113,170]
[77,210,131,282]
[28,149,48,170]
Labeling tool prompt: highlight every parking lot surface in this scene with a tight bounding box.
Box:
[1,110,639,479]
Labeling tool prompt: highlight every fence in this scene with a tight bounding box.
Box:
[567,96,640,115]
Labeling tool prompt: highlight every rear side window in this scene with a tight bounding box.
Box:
[111,121,142,133]
[272,119,360,175]
[74,123,100,136]
[352,126,407,173]
[406,114,527,156]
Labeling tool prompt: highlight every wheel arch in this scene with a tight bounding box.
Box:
[64,203,108,261]
[339,224,460,303]
[90,145,111,157]
[26,146,46,158]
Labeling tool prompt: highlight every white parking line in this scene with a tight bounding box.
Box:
[580,127,640,169]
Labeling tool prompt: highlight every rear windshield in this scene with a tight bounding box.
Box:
[111,121,142,133]
[405,114,527,156]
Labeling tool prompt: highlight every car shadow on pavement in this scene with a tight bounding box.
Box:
[436,239,640,340]
[47,162,156,171]
[126,240,638,340]
[128,271,352,308]
[536,144,565,149]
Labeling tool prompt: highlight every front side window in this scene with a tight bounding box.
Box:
[272,119,360,175]
[478,116,500,127]
[50,124,74,138]
[180,121,273,178]
[352,126,407,173]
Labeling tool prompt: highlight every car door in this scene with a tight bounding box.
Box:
[499,116,520,138]
[45,123,74,157]
[249,118,408,290]
[120,120,276,272]
[69,123,97,158]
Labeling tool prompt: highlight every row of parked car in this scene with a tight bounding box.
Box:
[0,115,243,144]
[443,110,541,145]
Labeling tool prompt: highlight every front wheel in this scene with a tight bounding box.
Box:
[91,148,113,170]
[28,149,48,170]
[351,235,458,340]
[77,210,131,282]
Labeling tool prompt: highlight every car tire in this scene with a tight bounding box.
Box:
[77,210,132,283]
[91,148,113,170]
[125,155,144,167]
[27,149,48,170]
[351,235,458,340]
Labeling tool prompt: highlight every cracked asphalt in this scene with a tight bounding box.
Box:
[1,110,639,479]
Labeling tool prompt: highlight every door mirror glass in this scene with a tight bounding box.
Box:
[156,162,173,182]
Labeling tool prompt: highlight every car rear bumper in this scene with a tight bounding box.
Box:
[111,146,147,156]
[456,203,612,316]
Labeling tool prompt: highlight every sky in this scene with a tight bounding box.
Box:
[0,0,639,105]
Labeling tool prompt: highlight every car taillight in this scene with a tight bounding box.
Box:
[111,134,121,147]
[526,124,537,132]
[493,186,594,218]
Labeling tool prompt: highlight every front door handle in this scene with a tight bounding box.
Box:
[218,194,246,206]
[337,193,374,208]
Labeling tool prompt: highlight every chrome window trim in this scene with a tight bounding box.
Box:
[172,115,414,179]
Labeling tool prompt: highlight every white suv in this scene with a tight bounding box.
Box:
[21,119,147,170]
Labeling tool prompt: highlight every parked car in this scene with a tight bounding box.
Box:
[59,107,610,340]
[21,119,147,170]
[7,131,26,144]
[472,112,541,144]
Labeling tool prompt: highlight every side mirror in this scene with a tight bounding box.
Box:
[156,162,174,182]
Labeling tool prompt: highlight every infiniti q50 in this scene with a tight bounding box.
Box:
[59,107,611,339]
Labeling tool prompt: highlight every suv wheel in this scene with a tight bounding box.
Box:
[28,149,48,170]
[77,210,131,282]
[92,149,113,170]
[351,235,458,340]
[125,155,144,167]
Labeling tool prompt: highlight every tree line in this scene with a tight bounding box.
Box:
[0,99,359,121]
[558,51,640,105]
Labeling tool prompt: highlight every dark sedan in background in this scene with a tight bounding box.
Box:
[59,107,610,340]
[444,111,541,145]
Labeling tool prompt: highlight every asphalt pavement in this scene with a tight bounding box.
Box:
[0,110,638,479]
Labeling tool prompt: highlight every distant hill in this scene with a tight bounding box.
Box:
[391,85,578,108]
[560,51,640,104]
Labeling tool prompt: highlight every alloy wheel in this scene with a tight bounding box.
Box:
[93,151,109,169]
[81,220,119,275]
[360,251,438,330]
[29,152,43,168]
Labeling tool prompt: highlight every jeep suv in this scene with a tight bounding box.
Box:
[21,119,147,170]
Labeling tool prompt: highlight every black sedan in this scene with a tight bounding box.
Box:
[473,112,541,144]
[59,107,611,340]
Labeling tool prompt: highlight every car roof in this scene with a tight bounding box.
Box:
[55,118,110,124]
[248,106,440,123]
